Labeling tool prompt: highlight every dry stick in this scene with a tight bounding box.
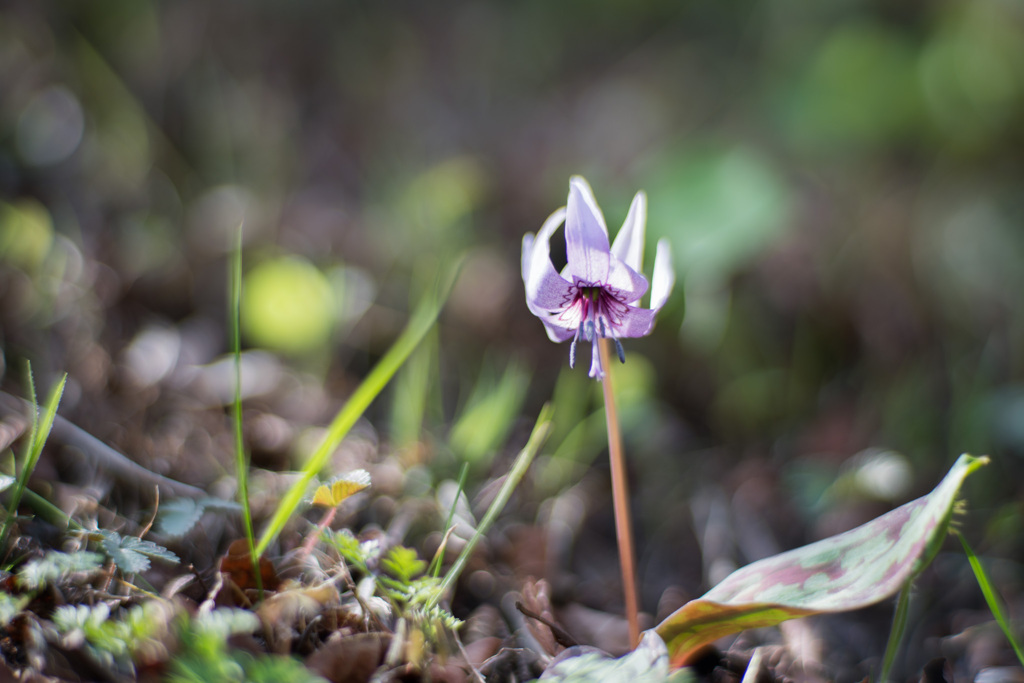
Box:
[597,338,640,649]
[0,391,205,500]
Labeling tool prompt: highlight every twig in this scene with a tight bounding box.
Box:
[515,600,579,648]
[0,390,205,500]
[139,486,160,538]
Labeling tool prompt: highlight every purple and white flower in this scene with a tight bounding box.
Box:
[522,176,674,379]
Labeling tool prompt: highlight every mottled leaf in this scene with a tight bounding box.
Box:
[540,631,692,683]
[655,454,989,667]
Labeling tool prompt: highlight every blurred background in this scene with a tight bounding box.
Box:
[2,0,1024,678]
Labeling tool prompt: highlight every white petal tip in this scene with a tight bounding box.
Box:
[650,238,675,311]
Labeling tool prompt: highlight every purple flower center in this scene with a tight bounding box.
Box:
[566,285,628,374]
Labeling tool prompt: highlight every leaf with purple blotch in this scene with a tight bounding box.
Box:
[655,453,989,668]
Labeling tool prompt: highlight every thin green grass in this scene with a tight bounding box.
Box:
[391,323,437,450]
[254,270,454,558]
[960,534,1024,667]
[0,366,67,554]
[879,580,912,682]
[431,404,553,608]
[229,224,261,595]
[430,462,469,579]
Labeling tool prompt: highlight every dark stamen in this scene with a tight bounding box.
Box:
[614,338,626,364]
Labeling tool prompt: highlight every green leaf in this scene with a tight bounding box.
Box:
[655,454,989,667]
[0,593,29,627]
[192,608,260,640]
[381,546,426,585]
[157,498,206,538]
[157,497,242,538]
[100,530,180,574]
[237,652,330,683]
[17,550,105,591]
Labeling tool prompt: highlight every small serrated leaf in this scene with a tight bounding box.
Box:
[310,469,372,507]
[123,536,180,564]
[381,546,426,584]
[158,498,205,538]
[100,531,179,574]
[158,497,242,538]
[17,550,104,591]
[102,532,151,574]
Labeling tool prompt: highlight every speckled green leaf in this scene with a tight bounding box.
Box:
[655,454,989,668]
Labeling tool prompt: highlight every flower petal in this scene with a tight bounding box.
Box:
[565,176,610,286]
[613,304,658,339]
[605,253,648,304]
[539,316,577,343]
[610,191,646,273]
[650,238,675,311]
[523,208,573,312]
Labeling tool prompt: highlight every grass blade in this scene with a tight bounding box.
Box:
[229,223,261,595]
[431,404,553,608]
[960,534,1024,667]
[879,581,911,682]
[1,368,67,554]
[430,462,469,578]
[255,272,452,558]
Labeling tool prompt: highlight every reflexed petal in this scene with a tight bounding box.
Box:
[539,317,577,343]
[605,254,648,304]
[523,207,566,283]
[523,209,573,311]
[650,238,675,311]
[610,191,646,273]
[614,304,658,338]
[565,176,610,286]
[521,234,534,282]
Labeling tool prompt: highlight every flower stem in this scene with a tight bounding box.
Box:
[598,338,640,649]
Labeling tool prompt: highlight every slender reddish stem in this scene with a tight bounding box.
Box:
[298,506,337,561]
[598,338,640,648]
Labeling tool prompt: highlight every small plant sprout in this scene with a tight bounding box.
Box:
[298,469,371,560]
[0,366,67,555]
[522,177,674,647]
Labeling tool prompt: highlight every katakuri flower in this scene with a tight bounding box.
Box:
[522,176,674,379]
